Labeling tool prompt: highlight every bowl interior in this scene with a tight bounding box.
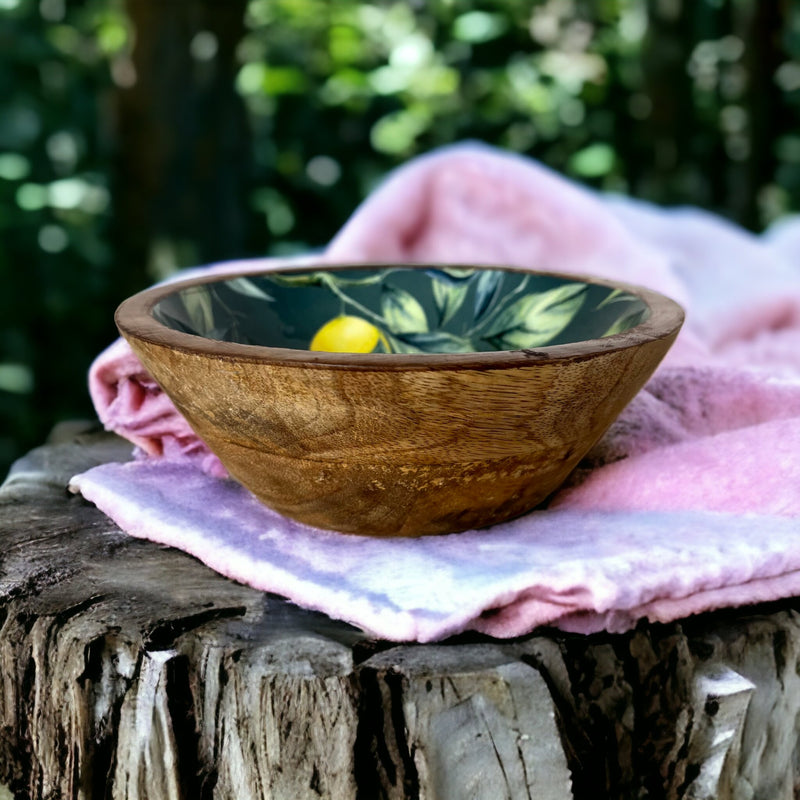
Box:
[152,265,649,354]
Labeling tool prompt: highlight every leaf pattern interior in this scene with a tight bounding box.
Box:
[153,266,649,354]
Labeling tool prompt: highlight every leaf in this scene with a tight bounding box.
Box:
[482,283,584,338]
[424,267,476,285]
[324,270,395,287]
[381,284,428,334]
[153,308,195,336]
[432,277,469,326]
[482,283,587,346]
[382,333,417,354]
[595,288,633,309]
[393,331,474,354]
[479,294,539,340]
[473,269,504,321]
[226,277,274,302]
[602,308,648,337]
[266,271,327,287]
[182,288,214,334]
[520,284,587,334]
[488,329,558,351]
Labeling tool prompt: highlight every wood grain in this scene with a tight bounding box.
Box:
[116,265,684,536]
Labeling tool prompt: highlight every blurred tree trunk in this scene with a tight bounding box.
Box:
[735,0,786,230]
[639,0,786,230]
[113,0,251,292]
[639,0,722,211]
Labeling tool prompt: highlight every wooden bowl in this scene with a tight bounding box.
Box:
[115,263,684,537]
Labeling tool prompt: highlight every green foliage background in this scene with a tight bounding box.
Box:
[1,0,799,477]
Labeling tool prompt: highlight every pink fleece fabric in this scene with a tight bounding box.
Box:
[73,143,800,641]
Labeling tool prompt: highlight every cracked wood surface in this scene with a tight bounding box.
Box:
[1,427,799,799]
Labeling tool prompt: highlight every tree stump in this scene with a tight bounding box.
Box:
[1,426,800,799]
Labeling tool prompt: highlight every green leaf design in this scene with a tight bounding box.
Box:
[482,283,587,348]
[153,308,195,336]
[182,288,214,334]
[432,276,469,325]
[602,307,648,337]
[595,288,632,309]
[424,267,476,285]
[488,328,555,350]
[473,269,504,320]
[392,330,474,353]
[382,333,418,354]
[226,277,275,302]
[381,283,428,334]
[323,271,395,287]
[266,271,327,287]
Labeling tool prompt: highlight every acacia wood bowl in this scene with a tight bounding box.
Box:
[115,263,684,537]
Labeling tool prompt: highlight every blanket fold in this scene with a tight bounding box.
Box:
[74,142,800,642]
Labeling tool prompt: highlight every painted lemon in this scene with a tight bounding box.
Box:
[310,315,383,353]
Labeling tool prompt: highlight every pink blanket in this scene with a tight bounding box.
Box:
[72,143,800,641]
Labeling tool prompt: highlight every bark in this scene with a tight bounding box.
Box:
[1,428,800,798]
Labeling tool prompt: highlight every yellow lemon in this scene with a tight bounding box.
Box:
[310,315,383,353]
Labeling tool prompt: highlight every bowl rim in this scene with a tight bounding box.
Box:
[115,261,685,370]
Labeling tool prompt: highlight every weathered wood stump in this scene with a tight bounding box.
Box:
[1,426,799,799]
